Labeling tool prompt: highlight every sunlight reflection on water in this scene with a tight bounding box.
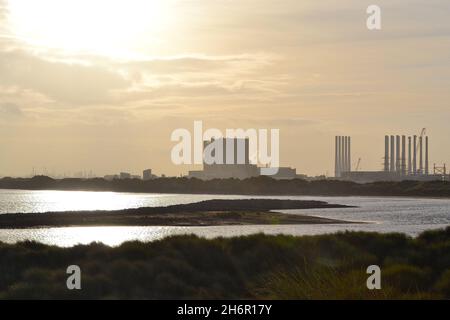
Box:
[0,190,449,246]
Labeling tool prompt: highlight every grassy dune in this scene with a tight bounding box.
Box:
[0,227,449,299]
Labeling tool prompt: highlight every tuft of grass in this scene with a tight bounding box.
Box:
[254,264,400,300]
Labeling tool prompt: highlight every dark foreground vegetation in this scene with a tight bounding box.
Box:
[0,227,449,299]
[1,175,450,197]
[0,199,351,228]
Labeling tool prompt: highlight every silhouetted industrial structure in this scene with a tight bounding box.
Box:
[188,138,303,180]
[336,131,448,183]
[143,169,156,181]
[188,138,259,180]
[335,136,351,178]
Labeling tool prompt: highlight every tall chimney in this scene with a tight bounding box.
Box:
[408,137,412,175]
[343,136,348,173]
[401,135,406,175]
[396,135,401,173]
[390,135,395,172]
[413,135,417,174]
[347,136,351,172]
[384,136,389,172]
[341,136,345,174]
[339,136,343,177]
[425,136,429,175]
[339,136,342,177]
[335,136,339,177]
[419,136,423,174]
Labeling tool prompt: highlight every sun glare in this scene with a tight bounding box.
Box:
[7,0,173,57]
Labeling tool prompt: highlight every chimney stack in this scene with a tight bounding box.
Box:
[390,135,395,172]
[341,136,344,176]
[425,136,429,175]
[408,136,412,175]
[335,136,339,177]
[347,136,351,172]
[396,135,401,173]
[413,135,417,175]
[343,136,346,172]
[384,136,389,172]
[401,136,406,175]
[419,136,423,174]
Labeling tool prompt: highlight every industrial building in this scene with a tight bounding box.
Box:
[104,172,144,180]
[336,132,448,183]
[188,138,260,180]
[262,167,298,180]
[143,169,156,181]
[188,138,303,180]
[119,172,132,179]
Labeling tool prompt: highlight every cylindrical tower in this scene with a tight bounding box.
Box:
[408,137,412,175]
[384,136,389,172]
[425,136,429,175]
[396,135,401,173]
[335,136,339,177]
[419,136,423,174]
[413,135,417,174]
[390,135,395,172]
[347,136,351,172]
[401,135,406,175]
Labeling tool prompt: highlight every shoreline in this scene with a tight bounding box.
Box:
[1,176,450,198]
[0,199,357,229]
[2,187,450,200]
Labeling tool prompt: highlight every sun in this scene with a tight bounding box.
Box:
[7,0,173,57]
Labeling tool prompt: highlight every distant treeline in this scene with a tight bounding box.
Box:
[0,228,449,299]
[1,175,450,197]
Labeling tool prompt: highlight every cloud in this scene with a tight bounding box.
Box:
[0,50,128,106]
[0,102,24,120]
[122,54,273,74]
[0,0,9,39]
[0,44,281,110]
[0,0,6,19]
[95,53,282,107]
[267,117,318,127]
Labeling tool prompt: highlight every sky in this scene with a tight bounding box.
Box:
[0,0,449,177]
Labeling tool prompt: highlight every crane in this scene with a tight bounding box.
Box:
[355,158,362,171]
[416,128,426,150]
[415,128,426,174]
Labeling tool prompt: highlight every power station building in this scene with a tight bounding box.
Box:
[188,138,259,180]
[187,138,302,180]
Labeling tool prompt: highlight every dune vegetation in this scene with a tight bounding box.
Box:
[0,227,449,299]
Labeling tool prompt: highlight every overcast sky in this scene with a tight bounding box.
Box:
[0,0,449,177]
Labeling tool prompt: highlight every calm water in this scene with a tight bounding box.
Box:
[0,189,449,247]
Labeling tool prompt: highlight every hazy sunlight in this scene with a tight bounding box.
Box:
[7,0,173,57]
